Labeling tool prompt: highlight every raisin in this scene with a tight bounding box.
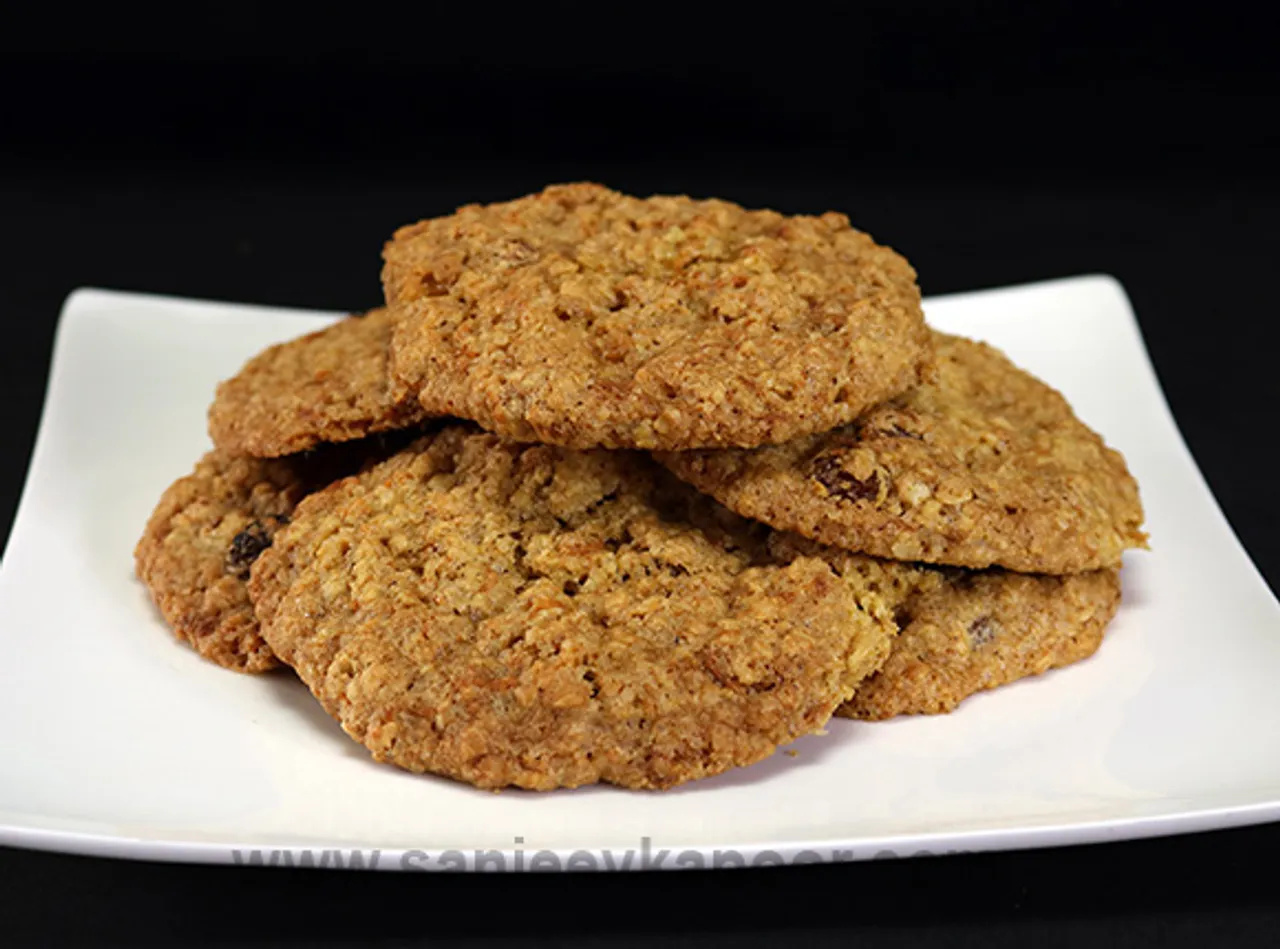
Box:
[811,454,881,503]
[968,616,1001,647]
[226,521,274,579]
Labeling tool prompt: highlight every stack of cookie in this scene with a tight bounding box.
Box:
[136,184,1146,791]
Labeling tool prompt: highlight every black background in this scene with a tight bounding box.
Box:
[2,4,1278,946]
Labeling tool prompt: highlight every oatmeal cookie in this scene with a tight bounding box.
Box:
[660,332,1146,573]
[135,435,419,672]
[209,307,430,458]
[841,563,1121,719]
[767,537,1123,719]
[135,451,309,672]
[249,427,896,790]
[383,183,931,450]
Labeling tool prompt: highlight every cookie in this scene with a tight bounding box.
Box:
[249,427,897,790]
[766,537,1122,719]
[841,562,1121,719]
[208,307,430,458]
[659,332,1146,573]
[135,435,419,672]
[383,182,931,451]
[134,451,310,673]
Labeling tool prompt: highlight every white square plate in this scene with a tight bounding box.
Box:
[2,277,1278,871]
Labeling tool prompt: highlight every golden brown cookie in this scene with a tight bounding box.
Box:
[208,307,430,458]
[766,537,1122,719]
[134,451,309,673]
[135,435,420,672]
[383,182,931,451]
[659,333,1146,573]
[840,562,1121,719]
[249,427,897,790]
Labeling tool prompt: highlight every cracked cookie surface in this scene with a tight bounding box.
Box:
[209,307,430,458]
[383,182,931,450]
[660,333,1146,573]
[249,427,896,790]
